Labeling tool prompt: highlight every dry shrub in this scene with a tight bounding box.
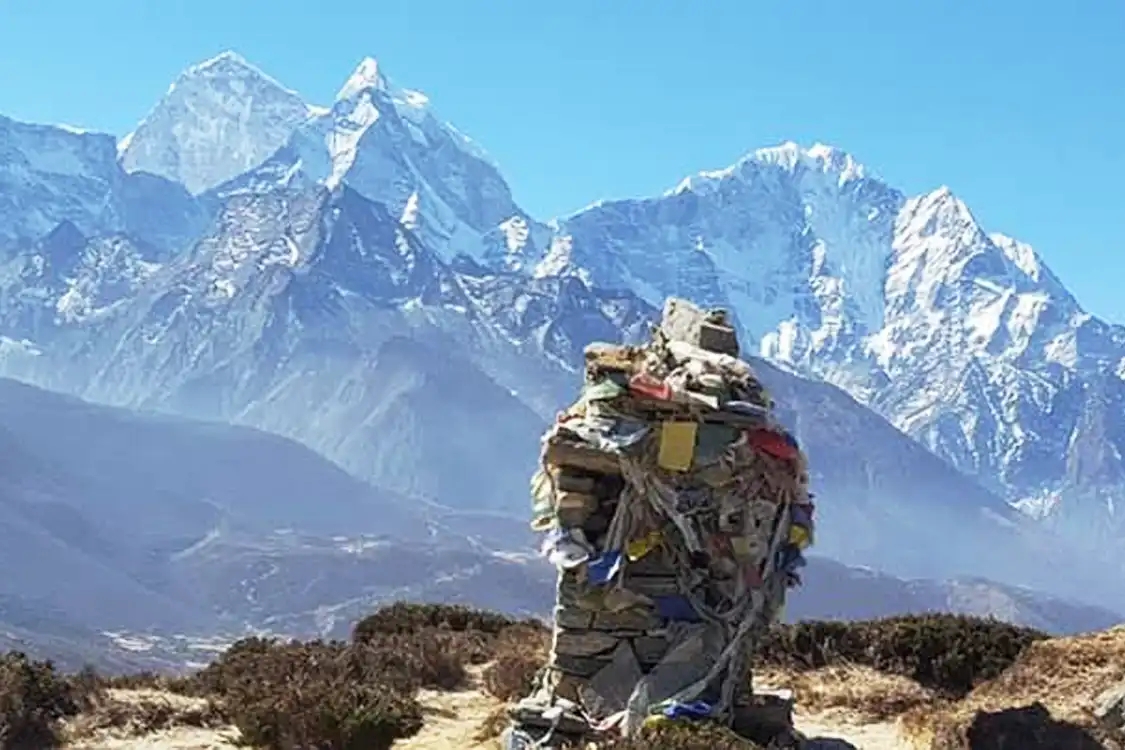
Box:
[958,625,1125,721]
[598,721,767,749]
[64,688,226,741]
[755,614,1047,698]
[358,630,470,691]
[353,602,539,641]
[0,652,100,749]
[481,652,541,703]
[903,626,1125,749]
[200,639,424,750]
[927,702,1111,750]
[174,603,552,750]
[101,671,184,692]
[482,623,551,702]
[186,636,276,697]
[757,663,936,722]
[354,602,549,675]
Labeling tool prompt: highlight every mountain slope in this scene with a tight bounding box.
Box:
[0,377,433,634]
[2,194,1108,608]
[0,154,1115,608]
[18,185,560,513]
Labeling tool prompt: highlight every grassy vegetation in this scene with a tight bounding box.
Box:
[3,603,1107,750]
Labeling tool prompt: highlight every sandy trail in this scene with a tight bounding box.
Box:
[60,681,920,750]
[392,684,918,750]
[395,683,502,750]
[796,710,919,750]
[69,726,241,750]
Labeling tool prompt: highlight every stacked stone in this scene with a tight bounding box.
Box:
[509,298,814,747]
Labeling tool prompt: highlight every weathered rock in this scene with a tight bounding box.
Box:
[509,699,589,735]
[555,491,597,527]
[623,549,678,576]
[552,653,614,678]
[554,607,593,630]
[553,630,621,658]
[554,470,598,493]
[1095,678,1125,733]
[661,298,739,356]
[699,320,740,356]
[632,635,673,666]
[543,438,622,475]
[582,641,644,717]
[591,608,662,633]
[732,691,796,745]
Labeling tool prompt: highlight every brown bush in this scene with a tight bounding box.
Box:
[357,631,470,691]
[481,652,541,702]
[101,670,178,691]
[761,663,937,722]
[929,702,1109,750]
[481,623,550,702]
[0,652,100,749]
[348,602,550,694]
[201,639,424,750]
[65,688,226,742]
[188,635,278,697]
[352,601,536,641]
[754,614,1048,697]
[598,722,767,749]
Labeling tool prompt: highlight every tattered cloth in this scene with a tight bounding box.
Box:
[519,299,815,741]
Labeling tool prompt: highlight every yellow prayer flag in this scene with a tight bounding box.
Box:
[657,421,698,472]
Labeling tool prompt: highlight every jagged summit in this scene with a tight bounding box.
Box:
[898,186,983,243]
[337,56,389,100]
[187,50,254,73]
[170,49,309,110]
[669,141,871,196]
[752,140,867,180]
[117,51,315,194]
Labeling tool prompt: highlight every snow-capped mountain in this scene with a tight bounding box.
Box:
[1,51,1124,612]
[0,114,207,251]
[119,51,316,194]
[543,142,1125,542]
[200,56,547,266]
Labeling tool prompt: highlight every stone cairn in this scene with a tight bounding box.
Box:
[505,298,815,748]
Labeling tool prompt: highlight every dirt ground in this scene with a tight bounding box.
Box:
[59,684,914,750]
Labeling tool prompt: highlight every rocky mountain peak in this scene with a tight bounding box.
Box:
[118,51,314,194]
[0,115,125,241]
[750,141,869,183]
[337,57,389,101]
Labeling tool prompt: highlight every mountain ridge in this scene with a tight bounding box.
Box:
[1,51,1124,612]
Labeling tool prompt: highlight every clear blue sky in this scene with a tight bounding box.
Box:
[1,0,1122,320]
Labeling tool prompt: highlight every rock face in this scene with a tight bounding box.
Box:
[1,51,1124,616]
[118,51,315,194]
[0,114,207,251]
